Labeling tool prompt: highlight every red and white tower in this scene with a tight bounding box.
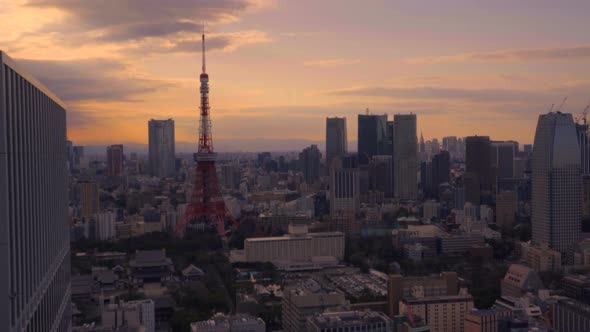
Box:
[175,29,236,238]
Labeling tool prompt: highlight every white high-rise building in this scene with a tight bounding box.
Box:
[0,51,71,331]
[532,112,581,253]
[394,114,418,200]
[101,299,155,332]
[148,118,176,178]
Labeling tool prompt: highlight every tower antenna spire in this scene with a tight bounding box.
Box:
[201,23,206,74]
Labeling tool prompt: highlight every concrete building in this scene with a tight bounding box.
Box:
[300,144,321,184]
[307,310,392,332]
[387,272,458,317]
[94,210,116,240]
[524,244,561,272]
[80,181,100,218]
[107,144,124,176]
[560,275,590,304]
[326,117,348,169]
[464,308,512,332]
[0,51,71,332]
[399,294,474,332]
[570,238,590,267]
[233,224,344,269]
[101,299,155,332]
[532,112,581,253]
[358,114,389,165]
[552,298,590,332]
[394,114,418,200]
[148,118,176,178]
[330,154,360,216]
[496,191,518,230]
[500,264,544,298]
[437,233,485,255]
[282,279,347,332]
[191,313,266,332]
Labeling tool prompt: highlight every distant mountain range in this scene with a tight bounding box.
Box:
[78,138,358,156]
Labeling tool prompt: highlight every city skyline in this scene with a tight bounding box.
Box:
[1,1,590,149]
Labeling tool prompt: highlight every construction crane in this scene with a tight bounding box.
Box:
[547,103,554,112]
[555,97,568,113]
[575,103,590,124]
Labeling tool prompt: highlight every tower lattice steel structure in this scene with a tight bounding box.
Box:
[175,29,236,238]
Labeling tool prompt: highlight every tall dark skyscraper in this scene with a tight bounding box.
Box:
[532,112,581,253]
[330,154,360,216]
[325,117,347,168]
[576,122,590,176]
[394,114,418,200]
[465,136,493,200]
[148,118,176,178]
[432,150,450,198]
[107,144,124,176]
[357,113,388,164]
[299,144,321,184]
[0,51,71,331]
[491,141,517,192]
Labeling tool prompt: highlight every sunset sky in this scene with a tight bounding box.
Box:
[2,0,590,151]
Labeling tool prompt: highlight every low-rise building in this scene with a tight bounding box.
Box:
[437,233,485,255]
[191,314,266,332]
[399,294,474,332]
[388,272,458,318]
[500,264,544,298]
[101,299,155,332]
[129,249,173,283]
[306,310,392,332]
[524,244,561,272]
[231,224,344,268]
[552,298,590,332]
[464,308,512,332]
[282,279,347,332]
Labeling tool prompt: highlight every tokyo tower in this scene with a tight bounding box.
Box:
[175,29,236,238]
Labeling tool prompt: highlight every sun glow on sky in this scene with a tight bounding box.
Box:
[2,0,590,150]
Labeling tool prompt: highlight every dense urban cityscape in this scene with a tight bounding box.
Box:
[2,2,590,332]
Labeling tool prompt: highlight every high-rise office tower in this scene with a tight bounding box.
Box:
[299,144,321,184]
[325,117,347,168]
[491,141,517,192]
[393,114,418,200]
[148,118,175,178]
[80,181,100,218]
[0,51,70,331]
[576,122,590,175]
[369,155,393,197]
[107,144,124,176]
[465,136,493,200]
[330,154,360,217]
[357,113,388,164]
[73,145,84,169]
[532,112,581,253]
[432,150,450,198]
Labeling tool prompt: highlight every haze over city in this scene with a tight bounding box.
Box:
[3,1,590,332]
[2,0,590,150]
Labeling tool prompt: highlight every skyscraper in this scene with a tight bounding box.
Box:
[491,141,517,192]
[148,119,175,178]
[431,150,450,198]
[107,144,124,176]
[325,117,347,168]
[330,154,360,217]
[465,136,493,200]
[357,113,388,164]
[394,114,418,200]
[299,145,321,184]
[80,181,100,218]
[576,122,590,176]
[369,155,394,197]
[532,112,581,253]
[0,51,71,331]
